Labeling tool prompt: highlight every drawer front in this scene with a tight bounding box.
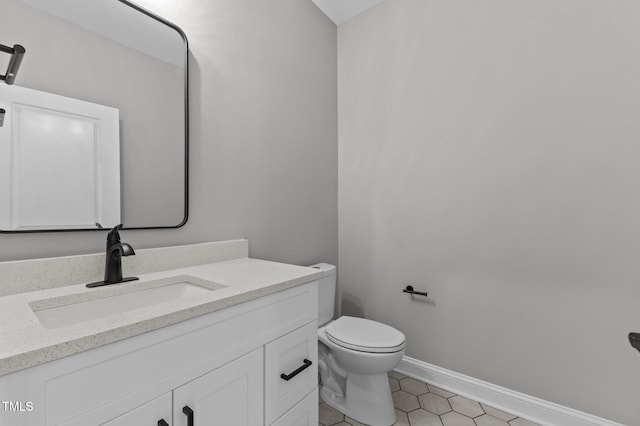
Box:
[270,388,318,426]
[265,321,318,424]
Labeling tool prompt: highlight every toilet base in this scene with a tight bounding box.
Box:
[320,385,346,412]
[346,372,396,426]
[320,372,396,426]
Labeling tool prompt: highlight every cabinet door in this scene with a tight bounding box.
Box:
[270,389,318,426]
[101,392,172,426]
[173,348,263,426]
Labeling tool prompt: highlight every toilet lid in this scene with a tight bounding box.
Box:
[325,316,406,353]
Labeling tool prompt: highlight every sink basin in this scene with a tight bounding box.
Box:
[30,275,226,329]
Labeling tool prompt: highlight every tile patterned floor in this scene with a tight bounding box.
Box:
[318,371,541,426]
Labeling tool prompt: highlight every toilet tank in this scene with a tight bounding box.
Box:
[309,263,336,327]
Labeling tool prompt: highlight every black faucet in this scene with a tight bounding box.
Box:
[86,224,139,288]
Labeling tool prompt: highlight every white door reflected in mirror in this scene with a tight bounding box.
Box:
[0,84,120,230]
[0,0,188,231]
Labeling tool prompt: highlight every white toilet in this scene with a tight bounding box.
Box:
[311,263,406,426]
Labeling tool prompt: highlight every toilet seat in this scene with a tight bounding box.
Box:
[325,316,406,353]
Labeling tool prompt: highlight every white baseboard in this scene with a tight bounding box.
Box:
[395,356,624,426]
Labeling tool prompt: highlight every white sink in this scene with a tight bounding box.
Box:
[30,275,226,329]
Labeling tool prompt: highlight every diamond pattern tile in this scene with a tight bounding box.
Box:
[317,372,534,426]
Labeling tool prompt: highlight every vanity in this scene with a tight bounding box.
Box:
[0,241,323,426]
[0,1,323,424]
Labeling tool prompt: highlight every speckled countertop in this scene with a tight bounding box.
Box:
[0,258,323,377]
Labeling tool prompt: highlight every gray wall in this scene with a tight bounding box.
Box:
[338,0,640,424]
[0,0,338,270]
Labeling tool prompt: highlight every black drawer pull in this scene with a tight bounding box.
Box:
[158,420,169,426]
[183,405,194,426]
[280,359,312,381]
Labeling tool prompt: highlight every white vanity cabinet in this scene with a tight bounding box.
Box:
[0,281,319,426]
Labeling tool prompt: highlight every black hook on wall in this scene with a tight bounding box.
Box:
[0,43,26,85]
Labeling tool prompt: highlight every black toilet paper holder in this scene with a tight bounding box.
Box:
[403,285,428,297]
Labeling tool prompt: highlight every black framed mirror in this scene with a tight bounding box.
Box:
[0,0,188,233]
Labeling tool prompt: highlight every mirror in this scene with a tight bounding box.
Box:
[0,0,188,232]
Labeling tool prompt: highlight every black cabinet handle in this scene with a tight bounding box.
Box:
[158,420,169,426]
[183,405,194,426]
[280,359,312,381]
